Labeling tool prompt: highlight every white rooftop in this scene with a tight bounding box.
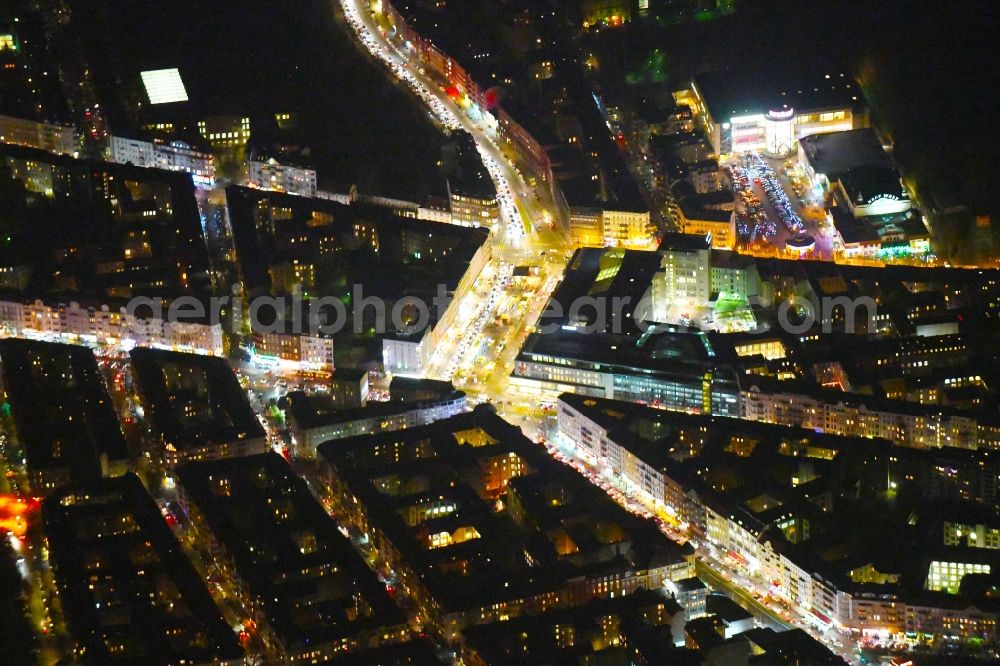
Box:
[140,68,189,105]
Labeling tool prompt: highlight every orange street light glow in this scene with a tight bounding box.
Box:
[0,495,40,538]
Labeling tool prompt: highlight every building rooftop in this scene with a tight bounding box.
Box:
[43,474,243,664]
[225,185,489,301]
[673,576,707,593]
[519,326,726,391]
[559,392,1000,610]
[836,164,909,209]
[175,453,406,653]
[389,377,460,402]
[129,347,264,453]
[659,231,714,252]
[677,197,733,224]
[0,338,127,486]
[830,206,879,244]
[324,639,445,665]
[693,69,863,120]
[516,246,742,402]
[710,250,756,271]
[740,627,846,665]
[0,143,213,301]
[330,367,369,383]
[535,247,663,336]
[285,387,465,431]
[319,407,687,619]
[706,593,754,625]
[444,134,496,201]
[798,128,892,179]
[461,589,689,665]
[683,615,725,651]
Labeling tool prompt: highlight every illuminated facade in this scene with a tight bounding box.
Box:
[0,298,225,356]
[248,157,318,197]
[557,394,1000,640]
[251,331,334,370]
[449,190,498,226]
[569,207,604,247]
[580,0,632,28]
[944,522,1000,550]
[653,242,711,306]
[0,113,77,155]
[739,381,996,450]
[833,165,911,218]
[676,75,866,158]
[567,207,656,248]
[722,107,854,157]
[497,107,551,179]
[197,115,251,148]
[927,560,991,595]
[512,346,740,417]
[603,208,656,248]
[676,204,735,250]
[110,135,215,187]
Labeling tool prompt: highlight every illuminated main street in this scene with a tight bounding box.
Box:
[339,1,863,663]
[338,0,570,393]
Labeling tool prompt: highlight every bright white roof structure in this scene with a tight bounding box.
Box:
[140,68,189,105]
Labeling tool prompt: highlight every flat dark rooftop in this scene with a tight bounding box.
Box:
[389,377,458,402]
[43,474,242,664]
[706,592,754,623]
[331,367,369,383]
[445,134,497,201]
[659,232,713,252]
[175,453,405,652]
[798,128,892,179]
[830,206,878,244]
[677,197,733,223]
[285,388,465,431]
[539,247,663,335]
[0,338,127,481]
[837,164,908,206]
[130,347,264,452]
[741,627,845,665]
[673,576,707,593]
[694,69,863,119]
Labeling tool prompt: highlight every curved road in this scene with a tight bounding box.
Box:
[339,0,570,383]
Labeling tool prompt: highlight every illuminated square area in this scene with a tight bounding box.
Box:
[140,68,189,104]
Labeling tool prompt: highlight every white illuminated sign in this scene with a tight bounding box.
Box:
[140,68,189,105]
